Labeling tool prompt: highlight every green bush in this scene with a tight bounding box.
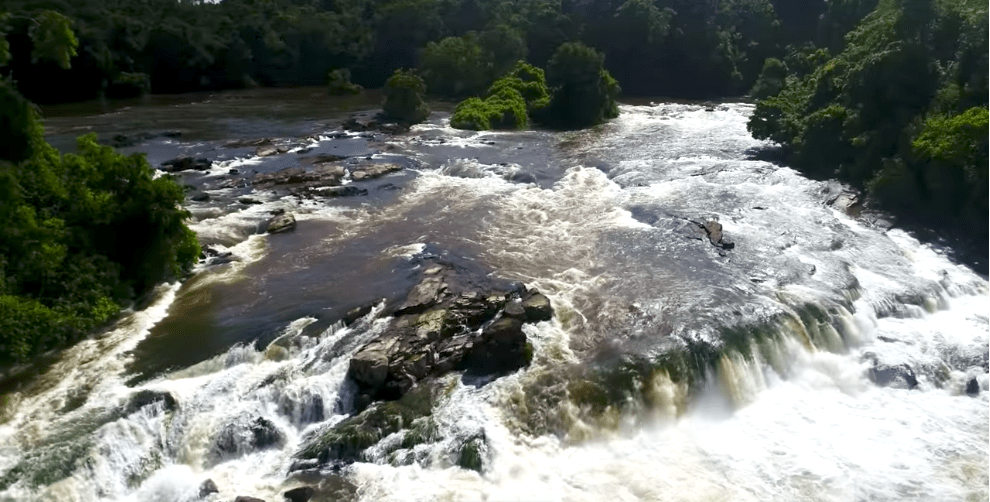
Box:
[543,42,621,129]
[105,72,150,99]
[0,81,199,365]
[420,35,487,97]
[382,69,430,124]
[450,61,551,131]
[328,69,363,95]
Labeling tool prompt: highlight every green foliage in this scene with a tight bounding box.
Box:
[383,69,430,124]
[450,61,549,130]
[105,72,150,99]
[28,11,78,69]
[0,78,43,163]
[749,0,988,239]
[328,68,362,95]
[750,58,788,99]
[420,34,487,97]
[544,42,621,129]
[0,81,199,365]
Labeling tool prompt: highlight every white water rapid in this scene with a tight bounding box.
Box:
[0,102,986,502]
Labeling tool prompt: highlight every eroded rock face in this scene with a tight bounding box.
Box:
[345,266,552,406]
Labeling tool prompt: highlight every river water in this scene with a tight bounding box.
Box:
[0,90,986,502]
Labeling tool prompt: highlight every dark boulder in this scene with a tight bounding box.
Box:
[966,378,980,396]
[343,304,375,326]
[267,213,296,234]
[234,497,266,502]
[211,417,285,463]
[283,486,315,502]
[521,293,553,322]
[125,389,178,415]
[344,265,548,405]
[694,219,735,251]
[198,479,219,499]
[239,197,263,205]
[867,360,918,390]
[190,192,211,202]
[161,157,212,173]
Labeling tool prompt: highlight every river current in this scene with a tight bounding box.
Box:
[0,91,986,502]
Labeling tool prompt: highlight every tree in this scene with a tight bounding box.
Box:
[543,42,620,128]
[382,69,430,123]
[450,61,549,130]
[420,34,487,97]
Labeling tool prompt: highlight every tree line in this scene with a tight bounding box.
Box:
[0,0,879,104]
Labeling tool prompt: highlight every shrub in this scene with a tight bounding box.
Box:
[420,35,486,97]
[0,81,200,365]
[382,69,430,124]
[543,42,621,129]
[450,61,550,131]
[328,68,363,95]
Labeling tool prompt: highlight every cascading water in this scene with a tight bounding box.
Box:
[0,99,986,502]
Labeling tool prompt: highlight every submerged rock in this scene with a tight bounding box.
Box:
[867,359,918,390]
[267,213,296,234]
[253,164,346,189]
[234,497,266,502]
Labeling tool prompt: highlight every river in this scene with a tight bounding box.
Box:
[0,89,986,502]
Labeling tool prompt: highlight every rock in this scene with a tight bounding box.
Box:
[966,377,980,396]
[257,145,280,157]
[349,347,390,390]
[198,479,219,499]
[267,213,296,234]
[125,389,178,415]
[509,171,537,184]
[302,154,347,164]
[283,486,315,502]
[225,138,271,148]
[395,276,448,315]
[349,163,403,182]
[239,197,262,205]
[212,417,285,462]
[161,156,211,172]
[698,219,735,251]
[190,192,210,202]
[344,304,375,325]
[250,417,284,448]
[464,317,530,375]
[344,266,544,405]
[229,168,240,175]
[521,293,553,322]
[315,186,367,198]
[868,361,918,390]
[234,497,266,502]
[253,165,346,189]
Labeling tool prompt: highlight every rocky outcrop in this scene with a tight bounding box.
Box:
[966,377,980,396]
[267,213,296,234]
[161,156,212,173]
[350,163,403,181]
[253,165,346,189]
[345,266,552,406]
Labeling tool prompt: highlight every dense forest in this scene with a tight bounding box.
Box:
[0,0,987,365]
[1,0,870,104]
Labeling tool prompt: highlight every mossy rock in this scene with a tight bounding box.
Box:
[295,382,438,464]
[457,436,486,472]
